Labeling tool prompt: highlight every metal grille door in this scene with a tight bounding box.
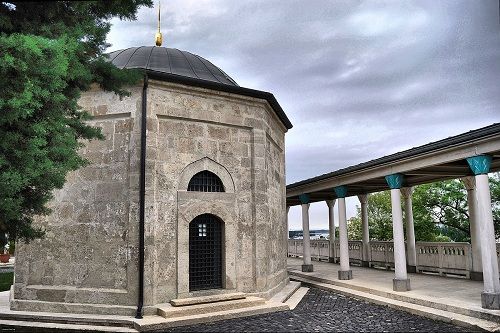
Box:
[189,214,223,291]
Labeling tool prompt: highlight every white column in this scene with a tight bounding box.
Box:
[326,199,336,263]
[386,174,410,292]
[335,185,352,280]
[477,174,500,306]
[299,193,313,272]
[467,155,500,309]
[462,176,482,280]
[286,206,290,258]
[286,206,291,240]
[401,187,416,272]
[358,194,370,267]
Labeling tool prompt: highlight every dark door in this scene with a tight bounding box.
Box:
[189,214,223,291]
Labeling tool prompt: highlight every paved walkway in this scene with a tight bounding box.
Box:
[163,287,470,332]
[287,257,490,315]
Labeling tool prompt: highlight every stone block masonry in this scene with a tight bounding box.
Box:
[11,80,289,315]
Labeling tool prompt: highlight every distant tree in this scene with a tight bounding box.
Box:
[347,191,395,241]
[0,1,152,241]
[413,175,500,242]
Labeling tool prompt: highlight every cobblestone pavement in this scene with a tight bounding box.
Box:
[163,287,474,332]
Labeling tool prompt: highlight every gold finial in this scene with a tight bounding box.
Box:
[155,1,163,46]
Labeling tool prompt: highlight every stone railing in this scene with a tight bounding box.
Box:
[415,242,471,278]
[369,241,394,269]
[288,239,478,278]
[311,239,330,261]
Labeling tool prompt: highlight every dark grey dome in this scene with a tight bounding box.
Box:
[107,46,239,86]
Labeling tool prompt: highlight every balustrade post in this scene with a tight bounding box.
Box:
[462,176,483,281]
[326,199,337,263]
[401,187,417,273]
[286,206,290,257]
[386,174,411,292]
[335,186,352,280]
[358,194,370,267]
[467,155,500,309]
[299,194,313,272]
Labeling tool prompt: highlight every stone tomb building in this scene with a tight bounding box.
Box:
[11,46,293,315]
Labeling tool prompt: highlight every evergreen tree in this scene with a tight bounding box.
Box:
[0,1,152,241]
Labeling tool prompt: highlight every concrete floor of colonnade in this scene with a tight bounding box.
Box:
[287,257,500,327]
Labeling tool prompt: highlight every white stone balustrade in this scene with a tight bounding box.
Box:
[369,241,395,269]
[288,239,490,279]
[310,240,330,261]
[416,242,471,278]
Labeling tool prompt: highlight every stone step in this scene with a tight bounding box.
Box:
[158,296,266,318]
[0,308,136,329]
[0,319,138,332]
[170,292,246,307]
[284,287,309,310]
[269,281,301,303]
[135,301,289,331]
[289,270,500,324]
[291,274,500,332]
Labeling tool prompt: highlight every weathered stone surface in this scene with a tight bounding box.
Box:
[12,79,288,315]
[393,278,411,292]
[338,270,353,280]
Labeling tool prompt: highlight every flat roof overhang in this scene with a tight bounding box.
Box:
[286,123,500,206]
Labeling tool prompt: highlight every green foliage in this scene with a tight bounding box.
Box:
[0,272,13,292]
[348,191,396,241]
[348,173,500,242]
[0,1,151,241]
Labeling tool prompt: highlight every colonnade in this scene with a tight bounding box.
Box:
[289,154,499,309]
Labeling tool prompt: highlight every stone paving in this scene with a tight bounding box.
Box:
[163,287,474,332]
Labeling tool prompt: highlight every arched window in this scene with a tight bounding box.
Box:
[187,171,225,192]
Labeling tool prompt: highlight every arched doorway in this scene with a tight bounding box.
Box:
[189,214,223,291]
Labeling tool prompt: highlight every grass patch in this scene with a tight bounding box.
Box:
[0,272,13,292]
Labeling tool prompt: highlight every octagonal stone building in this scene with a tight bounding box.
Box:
[11,46,292,316]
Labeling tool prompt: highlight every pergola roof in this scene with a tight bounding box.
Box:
[287,123,500,206]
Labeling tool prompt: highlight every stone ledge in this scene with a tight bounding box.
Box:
[10,299,137,317]
[269,281,301,303]
[159,297,265,318]
[134,302,289,331]
[170,292,246,307]
[0,319,138,333]
[284,287,309,310]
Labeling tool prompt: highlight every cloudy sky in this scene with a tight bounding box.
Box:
[107,0,500,230]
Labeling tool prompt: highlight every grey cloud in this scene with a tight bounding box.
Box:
[108,0,500,194]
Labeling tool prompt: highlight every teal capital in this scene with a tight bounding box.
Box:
[385,173,404,189]
[466,155,492,175]
[334,186,348,198]
[298,194,310,204]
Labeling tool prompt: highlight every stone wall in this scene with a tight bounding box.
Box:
[11,85,142,315]
[146,80,288,303]
[11,79,289,314]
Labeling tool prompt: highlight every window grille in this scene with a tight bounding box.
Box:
[188,171,225,192]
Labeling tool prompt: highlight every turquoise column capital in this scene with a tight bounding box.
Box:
[466,155,492,175]
[334,186,348,198]
[298,194,310,205]
[385,173,405,189]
